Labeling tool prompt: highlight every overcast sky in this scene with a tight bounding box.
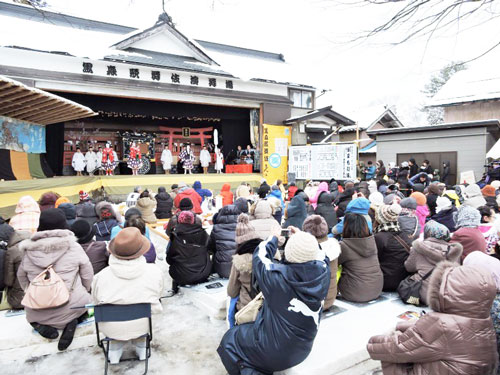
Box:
[39,0,500,125]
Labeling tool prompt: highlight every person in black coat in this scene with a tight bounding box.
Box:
[335,188,354,218]
[426,184,441,217]
[155,186,173,219]
[167,211,211,293]
[217,231,330,375]
[0,217,14,291]
[315,190,338,231]
[284,194,308,229]
[376,160,386,180]
[408,158,419,178]
[208,204,240,278]
[441,161,450,185]
[431,197,457,232]
[373,204,411,291]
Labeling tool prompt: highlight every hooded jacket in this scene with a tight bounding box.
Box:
[4,230,31,309]
[217,237,330,374]
[404,238,462,305]
[310,182,329,210]
[154,187,173,219]
[368,262,498,375]
[415,205,429,234]
[250,200,285,246]
[315,191,338,231]
[333,198,373,235]
[9,196,41,233]
[93,204,119,242]
[284,195,307,229]
[92,255,163,341]
[464,184,487,209]
[17,229,93,329]
[220,184,234,207]
[451,227,487,262]
[409,158,419,178]
[426,184,441,216]
[431,206,457,232]
[441,160,450,184]
[208,204,240,278]
[338,236,383,302]
[75,201,98,226]
[376,161,386,179]
[329,180,340,200]
[57,203,77,227]
[174,188,203,214]
[167,222,211,285]
[135,196,157,224]
[335,188,354,218]
[287,185,298,200]
[268,189,285,211]
[193,181,213,201]
[375,231,412,291]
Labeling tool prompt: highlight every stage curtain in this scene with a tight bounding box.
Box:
[45,123,64,176]
[27,153,46,179]
[40,153,55,177]
[0,149,16,181]
[10,151,32,180]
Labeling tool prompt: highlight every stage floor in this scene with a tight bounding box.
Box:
[0,173,263,219]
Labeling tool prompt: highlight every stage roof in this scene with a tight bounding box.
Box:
[0,75,96,125]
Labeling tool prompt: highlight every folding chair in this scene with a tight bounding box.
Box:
[94,303,153,375]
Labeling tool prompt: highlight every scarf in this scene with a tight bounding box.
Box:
[375,221,400,233]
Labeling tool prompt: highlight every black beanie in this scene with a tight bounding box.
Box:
[179,198,193,211]
[70,219,96,244]
[38,208,69,232]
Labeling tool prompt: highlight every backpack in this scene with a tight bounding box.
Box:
[21,251,77,310]
[94,220,114,239]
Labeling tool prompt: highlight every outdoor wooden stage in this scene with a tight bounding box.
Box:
[0,173,263,219]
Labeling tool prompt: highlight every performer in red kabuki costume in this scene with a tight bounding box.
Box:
[127,141,142,175]
[101,143,115,176]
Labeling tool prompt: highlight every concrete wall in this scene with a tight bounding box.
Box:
[444,101,500,123]
[262,103,292,125]
[376,127,491,183]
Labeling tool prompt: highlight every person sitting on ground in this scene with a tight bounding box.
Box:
[174,183,203,214]
[398,197,420,239]
[17,209,93,350]
[426,183,441,217]
[478,205,500,255]
[337,212,383,302]
[249,200,285,246]
[193,181,213,202]
[217,230,330,375]
[38,191,60,212]
[57,202,77,227]
[367,261,498,374]
[404,221,462,305]
[93,203,119,241]
[368,191,384,222]
[169,184,179,201]
[124,215,156,263]
[287,182,298,200]
[165,198,202,237]
[9,195,41,234]
[4,228,30,310]
[154,186,173,219]
[75,191,98,226]
[135,190,157,224]
[313,183,338,231]
[431,196,457,232]
[268,185,285,224]
[374,204,412,291]
[482,185,500,213]
[451,205,487,262]
[377,179,388,195]
[410,192,429,234]
[220,183,234,207]
[91,227,163,364]
[111,207,151,241]
[54,197,70,208]
[235,183,251,200]
[302,215,341,310]
[208,204,241,278]
[166,211,211,295]
[77,190,93,205]
[332,197,373,236]
[126,186,142,208]
[227,214,262,312]
[284,194,308,229]
[257,178,271,199]
[463,183,487,209]
[71,219,108,274]
[234,197,249,214]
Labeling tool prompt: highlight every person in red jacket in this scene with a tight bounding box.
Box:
[220,183,234,207]
[287,182,298,201]
[174,184,203,214]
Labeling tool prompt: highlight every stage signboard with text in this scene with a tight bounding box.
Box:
[262,124,292,184]
[289,143,357,180]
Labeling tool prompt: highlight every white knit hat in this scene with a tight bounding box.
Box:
[436,196,452,213]
[284,231,321,264]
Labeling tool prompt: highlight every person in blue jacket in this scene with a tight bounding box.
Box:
[332,197,373,235]
[193,180,213,201]
[365,161,376,180]
[217,231,330,375]
[409,172,431,188]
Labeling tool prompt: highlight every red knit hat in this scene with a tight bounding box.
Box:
[482,185,496,197]
[79,190,89,201]
[178,210,194,224]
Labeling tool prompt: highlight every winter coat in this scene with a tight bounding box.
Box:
[75,201,98,226]
[167,222,211,285]
[17,230,93,329]
[174,188,203,214]
[287,185,298,200]
[193,181,213,201]
[375,231,412,291]
[315,191,338,231]
[208,205,240,278]
[217,237,330,374]
[9,196,41,234]
[415,205,429,233]
[404,238,462,305]
[80,240,108,275]
[0,220,14,291]
[269,189,285,211]
[220,184,234,207]
[338,236,383,302]
[310,182,329,210]
[398,215,420,239]
[93,218,119,241]
[335,189,354,218]
[376,164,386,180]
[165,212,202,238]
[4,230,31,309]
[57,203,77,227]
[91,255,163,341]
[451,227,487,262]
[154,188,173,219]
[329,181,340,201]
[250,200,285,246]
[409,160,418,178]
[441,161,450,185]
[136,197,157,224]
[284,195,307,229]
[464,184,487,209]
[319,238,341,310]
[368,261,498,375]
[333,198,373,235]
[431,206,457,232]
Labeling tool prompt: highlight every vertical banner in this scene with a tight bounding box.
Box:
[262,124,292,183]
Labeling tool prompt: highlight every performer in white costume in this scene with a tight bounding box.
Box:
[96,145,103,175]
[72,147,86,176]
[199,145,211,174]
[85,145,98,175]
[160,145,173,174]
[215,147,224,174]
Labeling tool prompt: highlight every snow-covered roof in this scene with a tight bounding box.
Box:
[339,106,403,133]
[284,106,355,125]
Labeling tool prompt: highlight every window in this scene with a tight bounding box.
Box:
[289,89,314,109]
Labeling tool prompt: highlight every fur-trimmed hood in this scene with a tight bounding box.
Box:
[428,261,496,319]
[20,229,77,268]
[232,253,252,273]
[412,238,462,264]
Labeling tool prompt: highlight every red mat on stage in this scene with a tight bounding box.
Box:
[226,164,253,173]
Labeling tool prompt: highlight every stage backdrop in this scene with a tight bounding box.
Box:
[262,124,292,184]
